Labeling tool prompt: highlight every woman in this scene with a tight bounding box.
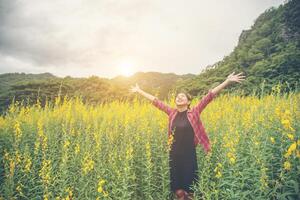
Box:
[130,72,246,200]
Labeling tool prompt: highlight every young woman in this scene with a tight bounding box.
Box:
[130,72,246,200]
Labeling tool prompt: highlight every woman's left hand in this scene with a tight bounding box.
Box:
[226,72,246,84]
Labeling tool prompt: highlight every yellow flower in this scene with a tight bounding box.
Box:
[281,119,290,126]
[75,144,80,155]
[39,159,51,186]
[43,193,49,200]
[288,142,297,153]
[0,116,5,127]
[284,161,291,170]
[24,157,32,173]
[270,137,275,144]
[167,134,174,151]
[287,134,294,140]
[230,157,236,164]
[82,154,94,174]
[296,150,300,158]
[16,184,22,193]
[65,187,73,200]
[9,160,15,177]
[3,150,9,161]
[226,151,236,164]
[284,142,297,158]
[227,152,233,158]
[214,162,223,178]
[215,171,222,178]
[214,167,218,173]
[284,150,292,158]
[281,119,295,131]
[284,110,291,115]
[63,140,70,149]
[98,179,108,197]
[14,121,22,141]
[99,179,105,185]
[15,151,21,164]
[103,190,109,197]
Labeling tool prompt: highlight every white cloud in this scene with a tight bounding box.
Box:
[0,0,285,78]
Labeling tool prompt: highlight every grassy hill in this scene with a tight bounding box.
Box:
[175,0,300,96]
[0,72,195,115]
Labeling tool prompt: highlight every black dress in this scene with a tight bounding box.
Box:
[169,109,199,193]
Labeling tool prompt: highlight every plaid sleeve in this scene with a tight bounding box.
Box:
[191,89,216,114]
[151,97,173,115]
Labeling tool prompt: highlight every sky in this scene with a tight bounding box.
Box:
[0,0,285,79]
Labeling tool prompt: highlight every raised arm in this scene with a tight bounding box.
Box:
[191,71,246,114]
[211,71,246,95]
[130,83,173,115]
[191,89,216,114]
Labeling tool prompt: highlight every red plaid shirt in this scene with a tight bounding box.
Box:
[152,90,216,154]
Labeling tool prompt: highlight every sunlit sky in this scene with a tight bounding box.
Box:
[0,0,284,78]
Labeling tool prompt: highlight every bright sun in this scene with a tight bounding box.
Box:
[117,61,135,77]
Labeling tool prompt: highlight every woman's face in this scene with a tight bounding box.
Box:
[175,93,190,106]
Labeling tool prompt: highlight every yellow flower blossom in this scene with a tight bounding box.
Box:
[288,142,297,153]
[43,193,49,200]
[24,157,32,173]
[284,110,290,115]
[226,151,236,165]
[287,134,294,140]
[230,157,236,164]
[214,162,223,178]
[39,158,52,190]
[65,187,73,200]
[75,144,80,155]
[216,171,222,178]
[3,150,9,161]
[14,120,22,142]
[103,190,109,197]
[98,179,105,193]
[296,150,300,158]
[284,150,292,158]
[82,154,94,174]
[63,140,70,149]
[284,161,291,170]
[284,142,297,158]
[16,184,22,193]
[167,133,174,151]
[97,179,109,197]
[15,150,21,164]
[9,160,15,178]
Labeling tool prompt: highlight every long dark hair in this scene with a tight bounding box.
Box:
[175,90,192,109]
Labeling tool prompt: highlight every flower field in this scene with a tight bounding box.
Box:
[0,91,299,199]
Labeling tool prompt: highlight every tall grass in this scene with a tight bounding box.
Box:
[0,89,299,199]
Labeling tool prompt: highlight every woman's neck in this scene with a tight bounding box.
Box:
[177,105,188,112]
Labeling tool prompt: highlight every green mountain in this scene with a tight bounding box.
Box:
[175,0,300,96]
[0,72,195,115]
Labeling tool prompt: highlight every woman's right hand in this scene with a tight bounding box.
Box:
[129,83,140,93]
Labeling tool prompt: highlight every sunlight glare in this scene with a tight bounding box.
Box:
[118,61,136,77]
